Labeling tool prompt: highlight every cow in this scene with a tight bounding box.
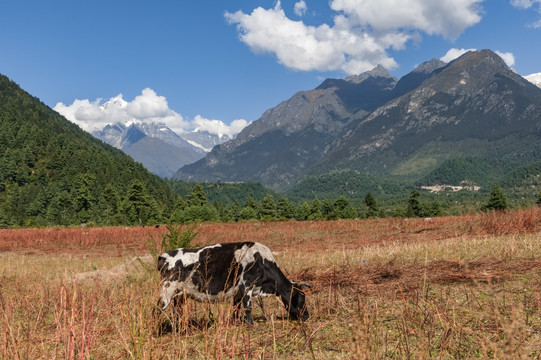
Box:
[157,241,310,325]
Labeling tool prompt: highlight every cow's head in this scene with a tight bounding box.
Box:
[286,282,311,321]
[157,255,180,310]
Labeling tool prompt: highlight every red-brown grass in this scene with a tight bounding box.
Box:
[1,208,540,358]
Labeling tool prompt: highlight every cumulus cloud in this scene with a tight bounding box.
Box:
[54,88,248,137]
[510,0,541,27]
[440,48,477,63]
[226,0,483,75]
[495,51,515,68]
[330,0,482,39]
[225,3,398,74]
[54,95,131,132]
[125,88,170,119]
[440,48,515,68]
[294,1,307,16]
[193,115,249,139]
[510,0,541,9]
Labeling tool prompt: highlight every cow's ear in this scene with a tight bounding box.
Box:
[292,281,312,289]
[157,256,167,274]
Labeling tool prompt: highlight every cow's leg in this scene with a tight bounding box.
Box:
[242,290,254,325]
[233,289,254,325]
[233,292,244,323]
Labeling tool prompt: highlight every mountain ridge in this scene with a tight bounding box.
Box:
[175,49,541,191]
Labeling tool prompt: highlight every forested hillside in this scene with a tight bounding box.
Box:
[0,74,177,227]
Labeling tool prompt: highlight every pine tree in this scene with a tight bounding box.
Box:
[483,185,508,211]
[276,196,296,219]
[309,197,322,220]
[244,196,258,210]
[125,179,151,225]
[259,194,276,219]
[322,199,335,219]
[188,184,207,207]
[334,196,357,219]
[406,190,422,217]
[364,192,379,218]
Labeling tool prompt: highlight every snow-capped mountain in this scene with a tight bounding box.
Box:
[92,119,236,178]
[86,95,241,178]
[92,121,206,178]
[525,73,541,88]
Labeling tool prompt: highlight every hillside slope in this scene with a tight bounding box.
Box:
[0,74,175,227]
[317,50,541,178]
[175,66,402,189]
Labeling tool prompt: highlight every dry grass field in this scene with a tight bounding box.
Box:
[1,209,541,359]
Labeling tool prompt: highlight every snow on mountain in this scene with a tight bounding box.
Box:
[91,120,237,177]
[525,73,541,88]
[99,94,128,110]
[181,130,234,152]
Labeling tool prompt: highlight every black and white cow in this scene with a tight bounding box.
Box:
[157,241,310,324]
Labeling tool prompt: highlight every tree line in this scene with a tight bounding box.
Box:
[1,175,532,228]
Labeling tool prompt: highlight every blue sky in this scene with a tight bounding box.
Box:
[1,0,540,136]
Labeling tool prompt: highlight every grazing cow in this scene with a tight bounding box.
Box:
[157,242,310,324]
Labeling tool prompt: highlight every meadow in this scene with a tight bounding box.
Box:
[1,209,541,359]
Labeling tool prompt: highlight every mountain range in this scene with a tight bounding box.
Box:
[91,100,235,178]
[174,50,541,193]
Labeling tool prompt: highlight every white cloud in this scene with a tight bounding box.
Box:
[54,88,248,137]
[495,50,515,68]
[511,0,541,27]
[193,115,249,139]
[125,88,169,119]
[510,0,541,9]
[54,96,131,132]
[440,48,477,63]
[440,48,515,68]
[294,1,307,16]
[225,4,398,75]
[330,0,483,39]
[226,0,483,75]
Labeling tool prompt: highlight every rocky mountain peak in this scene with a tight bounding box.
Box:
[413,59,447,74]
[449,49,509,73]
[344,64,396,84]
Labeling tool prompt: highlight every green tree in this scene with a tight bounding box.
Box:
[309,197,323,220]
[226,201,241,222]
[364,192,379,218]
[276,196,296,219]
[334,196,357,219]
[124,179,152,225]
[188,184,207,207]
[406,190,422,217]
[322,199,335,219]
[297,202,311,220]
[259,194,276,219]
[102,184,121,225]
[483,185,508,211]
[239,206,258,220]
[244,196,258,210]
